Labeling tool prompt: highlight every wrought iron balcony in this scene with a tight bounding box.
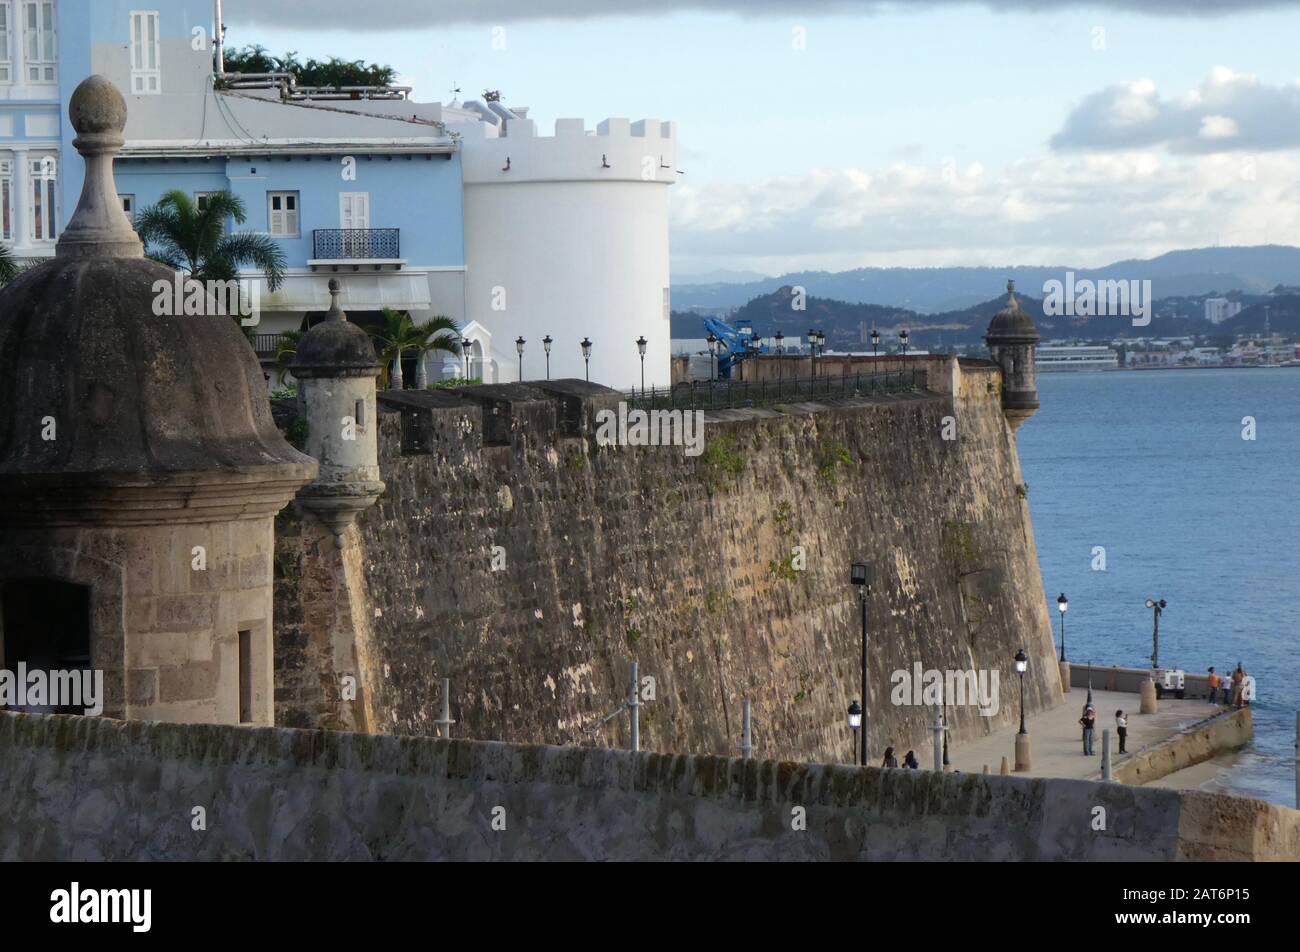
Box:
[312,228,401,261]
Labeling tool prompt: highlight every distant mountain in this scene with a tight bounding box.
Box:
[670,283,1300,351]
[670,268,770,285]
[671,245,1300,314]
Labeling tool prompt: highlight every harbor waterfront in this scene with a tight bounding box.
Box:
[1019,367,1300,805]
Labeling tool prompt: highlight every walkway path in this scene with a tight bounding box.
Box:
[935,687,1226,781]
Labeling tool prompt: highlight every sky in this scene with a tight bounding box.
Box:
[223,1,1300,279]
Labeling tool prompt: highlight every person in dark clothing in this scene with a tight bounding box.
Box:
[882,746,899,768]
[1115,709,1128,754]
[1079,705,1096,755]
[903,750,919,769]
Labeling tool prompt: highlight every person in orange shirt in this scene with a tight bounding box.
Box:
[1207,667,1221,705]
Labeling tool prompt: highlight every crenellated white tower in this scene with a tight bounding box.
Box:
[457,113,677,389]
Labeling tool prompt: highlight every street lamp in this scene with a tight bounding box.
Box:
[516,336,525,381]
[871,327,880,357]
[706,332,718,382]
[581,337,592,382]
[542,335,553,380]
[1145,598,1167,669]
[899,328,910,356]
[808,328,817,378]
[636,336,648,394]
[460,336,472,380]
[1056,593,1068,661]
[1015,649,1028,733]
[1014,648,1031,771]
[851,561,870,766]
[847,700,862,765]
[774,331,785,385]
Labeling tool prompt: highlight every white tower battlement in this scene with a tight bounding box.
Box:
[459,117,679,186]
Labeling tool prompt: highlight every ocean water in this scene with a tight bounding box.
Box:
[1017,367,1300,806]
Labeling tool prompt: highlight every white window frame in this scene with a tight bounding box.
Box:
[129,10,161,95]
[194,190,221,213]
[268,191,299,237]
[29,153,56,242]
[119,193,135,223]
[0,2,14,84]
[22,0,56,84]
[0,157,13,241]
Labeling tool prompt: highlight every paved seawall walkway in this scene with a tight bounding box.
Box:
[931,687,1234,782]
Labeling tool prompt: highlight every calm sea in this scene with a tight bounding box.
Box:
[1018,367,1300,806]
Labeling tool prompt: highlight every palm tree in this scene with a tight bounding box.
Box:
[135,190,287,297]
[0,243,19,287]
[273,330,304,387]
[411,315,463,388]
[368,308,429,390]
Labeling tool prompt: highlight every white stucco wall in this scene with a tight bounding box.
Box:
[461,119,676,390]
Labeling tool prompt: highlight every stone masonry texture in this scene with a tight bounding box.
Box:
[2,713,1296,861]
[273,360,1061,764]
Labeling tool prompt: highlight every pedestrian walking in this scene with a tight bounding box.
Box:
[1115,709,1127,754]
[903,750,919,769]
[882,746,899,769]
[1207,667,1220,705]
[1079,705,1096,755]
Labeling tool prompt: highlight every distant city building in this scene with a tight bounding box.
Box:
[1204,298,1243,324]
[1036,344,1118,372]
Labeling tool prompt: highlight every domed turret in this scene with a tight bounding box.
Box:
[289,279,385,535]
[0,76,317,724]
[985,280,1040,432]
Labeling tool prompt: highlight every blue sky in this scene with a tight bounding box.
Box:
[227,1,1300,277]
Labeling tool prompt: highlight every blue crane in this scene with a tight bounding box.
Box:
[702,316,766,379]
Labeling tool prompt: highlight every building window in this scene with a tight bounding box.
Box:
[195,191,220,213]
[0,2,13,84]
[0,158,12,241]
[23,0,55,83]
[29,154,55,241]
[119,193,135,224]
[268,191,299,236]
[129,10,161,94]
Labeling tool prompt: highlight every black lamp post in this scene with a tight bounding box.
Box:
[899,328,910,356]
[516,336,525,381]
[460,336,472,380]
[636,336,647,394]
[851,562,870,765]
[808,328,817,378]
[847,700,862,765]
[706,332,718,382]
[542,335,553,380]
[774,331,785,384]
[581,337,592,382]
[1015,648,1028,734]
[871,327,880,356]
[1145,598,1167,669]
[1056,592,1068,661]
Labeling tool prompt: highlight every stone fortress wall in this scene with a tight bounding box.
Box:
[273,356,1063,764]
[4,712,1296,861]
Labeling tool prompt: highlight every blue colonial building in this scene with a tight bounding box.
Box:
[1,0,679,389]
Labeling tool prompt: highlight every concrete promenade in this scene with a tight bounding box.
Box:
[927,686,1235,782]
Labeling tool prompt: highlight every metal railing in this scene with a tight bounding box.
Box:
[624,369,923,411]
[253,333,288,358]
[312,228,401,260]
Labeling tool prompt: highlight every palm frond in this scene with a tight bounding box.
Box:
[213,232,287,291]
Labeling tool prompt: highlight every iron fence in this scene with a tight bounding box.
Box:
[312,228,401,260]
[624,369,923,411]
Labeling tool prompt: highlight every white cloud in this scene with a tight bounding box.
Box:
[227,0,1300,29]
[669,151,1300,273]
[1199,115,1239,139]
[1052,68,1300,153]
